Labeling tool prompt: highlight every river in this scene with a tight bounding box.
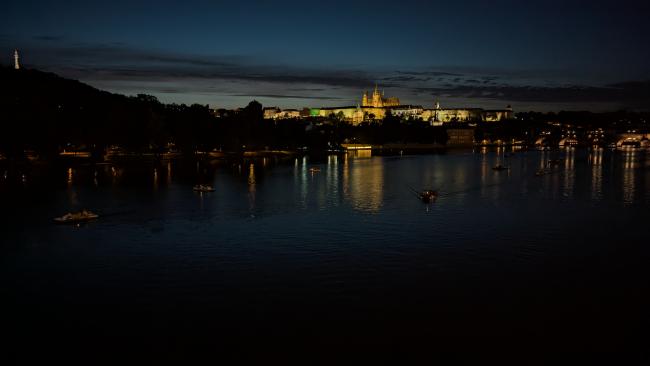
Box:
[2,148,649,361]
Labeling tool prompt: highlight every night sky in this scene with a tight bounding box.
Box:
[2,0,649,111]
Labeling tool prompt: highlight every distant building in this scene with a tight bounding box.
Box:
[261,85,513,126]
[276,109,301,119]
[300,108,312,118]
[316,87,514,125]
[482,106,514,122]
[314,104,388,124]
[211,108,234,118]
[362,84,400,107]
[263,107,281,119]
[421,102,513,124]
[390,105,424,118]
[315,106,366,122]
[264,107,301,119]
[421,107,482,123]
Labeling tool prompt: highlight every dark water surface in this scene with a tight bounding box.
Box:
[2,149,650,361]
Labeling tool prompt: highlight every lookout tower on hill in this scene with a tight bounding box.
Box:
[14,49,20,70]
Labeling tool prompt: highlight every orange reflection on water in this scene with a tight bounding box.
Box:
[326,155,339,200]
[67,167,73,187]
[590,148,603,201]
[562,148,575,198]
[343,156,384,213]
[479,150,489,186]
[248,163,256,211]
[622,151,636,205]
[342,154,349,199]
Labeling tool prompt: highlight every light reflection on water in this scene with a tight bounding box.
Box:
[562,147,575,198]
[248,163,256,213]
[622,150,637,205]
[2,149,648,213]
[346,157,384,213]
[590,148,603,201]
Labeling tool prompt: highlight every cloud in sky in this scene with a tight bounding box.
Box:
[414,82,650,104]
[32,35,64,42]
[2,39,649,111]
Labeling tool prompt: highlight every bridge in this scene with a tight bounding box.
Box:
[616,133,650,148]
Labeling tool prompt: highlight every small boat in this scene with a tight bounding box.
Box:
[308,167,321,173]
[408,186,439,203]
[418,190,438,203]
[535,168,550,177]
[548,159,562,166]
[193,184,215,192]
[492,165,509,171]
[54,210,99,224]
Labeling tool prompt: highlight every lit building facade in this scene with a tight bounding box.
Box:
[362,85,400,107]
[263,107,281,119]
[262,86,513,125]
[482,108,514,122]
[422,103,513,123]
[391,105,425,118]
[264,107,301,119]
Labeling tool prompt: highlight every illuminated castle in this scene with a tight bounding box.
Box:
[263,84,514,125]
[361,84,400,107]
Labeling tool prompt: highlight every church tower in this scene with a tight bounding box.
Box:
[362,91,369,107]
[372,83,383,107]
[14,49,20,70]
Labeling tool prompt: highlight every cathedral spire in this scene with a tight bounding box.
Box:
[14,49,20,70]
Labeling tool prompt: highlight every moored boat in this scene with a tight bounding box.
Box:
[548,159,562,166]
[54,210,99,224]
[193,184,215,192]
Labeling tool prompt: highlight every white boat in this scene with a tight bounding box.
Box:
[54,210,99,224]
[193,184,215,192]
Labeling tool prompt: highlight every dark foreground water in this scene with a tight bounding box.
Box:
[2,148,650,362]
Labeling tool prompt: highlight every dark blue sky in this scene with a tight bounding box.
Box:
[2,0,649,111]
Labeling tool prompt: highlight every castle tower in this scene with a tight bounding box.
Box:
[362,91,369,107]
[14,49,20,70]
[372,83,382,107]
